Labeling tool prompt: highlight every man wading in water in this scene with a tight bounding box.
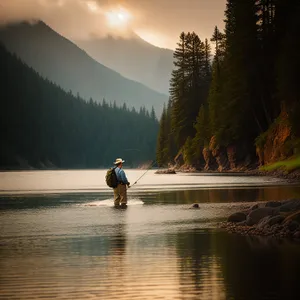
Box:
[113,158,130,208]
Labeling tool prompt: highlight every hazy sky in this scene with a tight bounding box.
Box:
[0,0,226,49]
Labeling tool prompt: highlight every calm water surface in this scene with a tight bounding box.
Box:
[1,170,300,300]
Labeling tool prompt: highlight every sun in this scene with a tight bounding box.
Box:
[86,1,99,13]
[105,7,131,28]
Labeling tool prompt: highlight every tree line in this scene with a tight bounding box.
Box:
[0,43,159,169]
[157,0,300,168]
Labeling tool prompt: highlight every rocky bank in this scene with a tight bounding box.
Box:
[219,198,300,239]
[171,110,300,180]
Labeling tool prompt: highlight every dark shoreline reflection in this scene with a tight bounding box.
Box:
[173,230,300,300]
[152,186,300,205]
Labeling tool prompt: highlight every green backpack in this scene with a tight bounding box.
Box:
[105,167,118,188]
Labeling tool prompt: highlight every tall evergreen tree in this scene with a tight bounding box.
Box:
[170,32,189,149]
[165,98,177,162]
[275,0,300,135]
[156,105,168,166]
[210,26,226,73]
[170,32,210,150]
[150,106,157,121]
[217,0,259,145]
[208,28,226,142]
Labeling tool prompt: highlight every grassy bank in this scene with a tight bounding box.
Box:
[260,156,300,173]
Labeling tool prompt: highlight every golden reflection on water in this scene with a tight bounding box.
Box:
[0,232,228,299]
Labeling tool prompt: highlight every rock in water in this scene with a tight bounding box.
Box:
[190,203,200,209]
[227,212,247,223]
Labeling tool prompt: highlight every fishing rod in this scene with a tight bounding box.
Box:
[130,160,156,188]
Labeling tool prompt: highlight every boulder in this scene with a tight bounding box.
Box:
[280,199,300,212]
[246,207,279,226]
[227,212,247,223]
[236,220,247,226]
[250,204,259,211]
[293,231,300,239]
[257,216,272,229]
[268,215,285,226]
[265,201,282,208]
[190,203,200,209]
[257,215,284,229]
[283,211,300,224]
[286,221,300,232]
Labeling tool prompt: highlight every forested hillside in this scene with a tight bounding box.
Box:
[0,21,167,116]
[157,0,300,171]
[0,44,158,169]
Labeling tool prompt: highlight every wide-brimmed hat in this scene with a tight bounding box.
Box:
[114,158,125,165]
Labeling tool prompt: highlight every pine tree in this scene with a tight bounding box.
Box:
[170,32,209,150]
[255,0,278,128]
[150,106,157,121]
[275,0,300,135]
[183,136,193,165]
[208,27,226,142]
[170,32,189,149]
[165,98,177,162]
[156,105,168,166]
[218,0,259,145]
[210,26,225,73]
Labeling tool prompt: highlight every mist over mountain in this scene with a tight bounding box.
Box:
[0,21,168,115]
[76,34,174,95]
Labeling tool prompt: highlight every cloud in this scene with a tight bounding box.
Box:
[0,0,131,39]
[0,0,226,48]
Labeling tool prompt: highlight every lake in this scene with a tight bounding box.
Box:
[1,170,300,300]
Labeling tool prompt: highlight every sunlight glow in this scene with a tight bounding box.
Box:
[134,29,173,49]
[86,1,99,13]
[105,7,131,28]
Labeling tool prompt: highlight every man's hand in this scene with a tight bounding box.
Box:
[127,182,130,188]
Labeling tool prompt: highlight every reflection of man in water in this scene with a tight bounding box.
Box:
[113,158,130,208]
[107,222,127,293]
[111,224,126,257]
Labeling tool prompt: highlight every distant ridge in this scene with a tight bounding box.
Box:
[0,21,168,115]
[76,33,174,95]
[0,43,158,169]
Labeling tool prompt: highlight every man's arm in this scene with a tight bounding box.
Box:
[119,169,129,185]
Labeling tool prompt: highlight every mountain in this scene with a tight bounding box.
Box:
[0,21,167,115]
[76,34,174,95]
[0,43,158,169]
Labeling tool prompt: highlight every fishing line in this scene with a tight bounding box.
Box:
[129,160,156,188]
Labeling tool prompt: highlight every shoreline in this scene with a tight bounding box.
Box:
[218,199,300,240]
[172,166,300,183]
